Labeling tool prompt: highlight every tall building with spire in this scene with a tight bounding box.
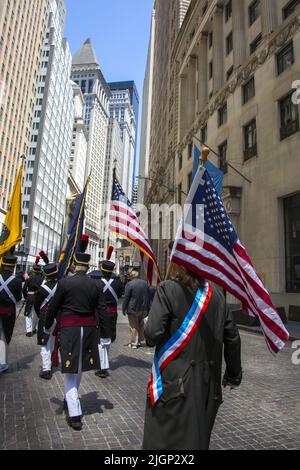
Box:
[71,39,111,267]
[23,0,74,264]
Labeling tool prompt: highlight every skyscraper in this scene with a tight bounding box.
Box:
[0,0,50,228]
[71,39,111,267]
[23,0,74,263]
[70,82,88,193]
[108,82,139,199]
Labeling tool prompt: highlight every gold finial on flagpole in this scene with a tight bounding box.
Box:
[199,146,210,169]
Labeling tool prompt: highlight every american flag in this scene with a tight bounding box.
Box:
[171,168,289,354]
[109,172,161,287]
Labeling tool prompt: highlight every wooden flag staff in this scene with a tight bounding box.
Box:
[164,146,211,281]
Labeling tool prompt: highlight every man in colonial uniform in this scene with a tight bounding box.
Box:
[34,260,58,380]
[23,256,43,337]
[0,256,23,373]
[45,251,106,431]
[91,260,123,379]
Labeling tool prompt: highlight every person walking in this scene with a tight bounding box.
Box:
[23,256,43,337]
[0,256,22,373]
[142,267,242,450]
[90,260,123,379]
[34,260,58,380]
[122,270,150,349]
[45,251,106,431]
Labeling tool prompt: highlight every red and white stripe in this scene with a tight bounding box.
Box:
[109,201,161,286]
[171,188,289,355]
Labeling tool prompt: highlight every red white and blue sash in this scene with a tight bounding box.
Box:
[148,282,212,407]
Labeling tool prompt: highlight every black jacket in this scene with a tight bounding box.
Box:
[22,273,44,298]
[143,279,242,451]
[0,270,22,344]
[34,279,58,317]
[45,272,106,330]
[122,278,150,315]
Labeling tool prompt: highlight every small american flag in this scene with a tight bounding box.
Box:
[109,172,161,287]
[171,168,289,354]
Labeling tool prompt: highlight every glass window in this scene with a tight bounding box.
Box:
[277,42,294,75]
[279,93,299,140]
[243,77,255,104]
[225,0,232,21]
[226,32,233,55]
[283,0,300,19]
[219,141,228,173]
[284,193,300,292]
[209,61,213,79]
[218,103,227,127]
[249,0,261,26]
[201,125,207,144]
[244,119,257,160]
[250,34,262,54]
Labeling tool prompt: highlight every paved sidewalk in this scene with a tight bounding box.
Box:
[0,313,299,450]
[238,320,300,340]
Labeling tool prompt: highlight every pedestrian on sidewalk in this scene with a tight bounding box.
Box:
[90,259,123,379]
[143,266,242,450]
[22,256,43,337]
[45,251,106,431]
[34,254,58,381]
[0,256,22,374]
[122,269,150,349]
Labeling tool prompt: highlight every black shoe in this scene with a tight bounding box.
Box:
[26,332,33,338]
[67,416,82,431]
[32,329,37,335]
[63,399,68,413]
[39,370,52,380]
[95,369,109,379]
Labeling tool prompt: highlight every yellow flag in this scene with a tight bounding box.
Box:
[0,164,23,257]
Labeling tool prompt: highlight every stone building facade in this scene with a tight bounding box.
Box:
[172,0,300,315]
[0,0,50,227]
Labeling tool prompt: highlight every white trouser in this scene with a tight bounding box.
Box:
[64,327,83,418]
[26,306,38,333]
[98,338,111,371]
[40,334,55,372]
[0,318,8,367]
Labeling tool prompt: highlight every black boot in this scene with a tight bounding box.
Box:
[67,416,82,431]
[39,370,52,380]
[95,369,109,379]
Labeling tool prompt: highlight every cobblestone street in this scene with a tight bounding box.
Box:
[0,313,299,450]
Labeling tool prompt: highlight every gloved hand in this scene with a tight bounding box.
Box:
[222,369,242,390]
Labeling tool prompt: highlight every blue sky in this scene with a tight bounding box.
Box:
[64,0,154,179]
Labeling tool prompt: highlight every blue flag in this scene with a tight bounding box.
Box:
[58,179,89,279]
[193,144,224,196]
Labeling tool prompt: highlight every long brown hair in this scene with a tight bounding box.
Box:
[174,266,205,293]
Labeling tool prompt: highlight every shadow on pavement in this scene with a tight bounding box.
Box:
[9,353,37,371]
[110,354,151,371]
[50,392,114,416]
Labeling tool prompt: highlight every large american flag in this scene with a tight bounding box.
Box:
[171,168,289,354]
[109,172,161,287]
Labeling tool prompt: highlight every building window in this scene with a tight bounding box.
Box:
[219,141,228,173]
[179,153,183,171]
[218,103,227,127]
[244,119,257,160]
[201,125,207,144]
[226,66,234,81]
[243,77,255,104]
[209,32,213,49]
[284,193,300,293]
[187,172,193,192]
[209,61,213,79]
[188,143,193,159]
[226,32,233,55]
[277,42,294,75]
[249,0,261,26]
[283,0,300,19]
[250,34,262,54]
[279,93,299,140]
[178,183,182,206]
[225,0,232,22]
[202,2,208,15]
